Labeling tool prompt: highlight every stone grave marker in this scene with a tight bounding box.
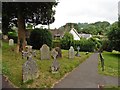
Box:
[9,39,14,46]
[22,51,28,59]
[51,49,58,60]
[40,44,50,60]
[22,55,39,83]
[75,46,80,57]
[69,46,75,59]
[32,50,36,57]
[25,45,32,53]
[55,47,62,58]
[51,49,59,73]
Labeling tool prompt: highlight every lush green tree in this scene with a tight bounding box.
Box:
[60,32,74,50]
[2,2,57,52]
[30,28,52,49]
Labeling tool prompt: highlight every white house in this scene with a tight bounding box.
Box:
[69,28,92,40]
[69,28,80,40]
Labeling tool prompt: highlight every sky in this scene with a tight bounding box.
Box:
[49,0,119,29]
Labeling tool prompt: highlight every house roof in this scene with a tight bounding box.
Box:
[79,33,92,39]
[69,28,81,40]
[49,28,64,37]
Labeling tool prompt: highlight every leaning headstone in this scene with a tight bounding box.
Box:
[51,49,59,73]
[40,44,50,60]
[22,55,39,83]
[3,35,8,40]
[69,46,75,59]
[55,47,62,58]
[9,39,14,46]
[51,49,58,60]
[75,46,80,57]
[22,51,28,59]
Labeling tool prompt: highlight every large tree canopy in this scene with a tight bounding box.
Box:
[2,2,58,52]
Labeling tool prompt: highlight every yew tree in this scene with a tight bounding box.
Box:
[2,2,57,52]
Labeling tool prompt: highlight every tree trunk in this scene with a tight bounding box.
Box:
[16,11,26,53]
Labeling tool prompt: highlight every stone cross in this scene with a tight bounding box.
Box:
[68,46,75,59]
[22,51,28,59]
[9,39,14,46]
[22,56,39,83]
[75,46,80,57]
[40,44,50,60]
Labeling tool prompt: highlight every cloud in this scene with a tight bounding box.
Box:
[50,0,119,29]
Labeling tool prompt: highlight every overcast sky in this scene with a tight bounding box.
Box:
[49,0,119,29]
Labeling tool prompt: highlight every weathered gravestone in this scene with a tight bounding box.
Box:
[22,56,39,83]
[40,44,50,60]
[55,47,62,58]
[25,45,32,53]
[51,49,60,73]
[75,46,80,57]
[32,50,36,57]
[69,46,75,59]
[22,51,28,59]
[9,39,14,46]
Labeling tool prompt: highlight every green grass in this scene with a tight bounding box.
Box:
[2,41,91,88]
[98,51,120,77]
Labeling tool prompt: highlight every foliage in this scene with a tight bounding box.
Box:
[74,38,96,52]
[60,32,74,50]
[2,2,58,32]
[98,51,120,77]
[30,28,52,49]
[8,31,18,43]
[107,21,120,51]
[52,40,61,48]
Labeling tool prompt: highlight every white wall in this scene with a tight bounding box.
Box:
[69,29,80,40]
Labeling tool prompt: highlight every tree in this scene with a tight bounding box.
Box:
[107,21,120,51]
[60,32,74,50]
[2,2,57,52]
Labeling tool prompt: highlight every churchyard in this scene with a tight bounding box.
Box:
[2,41,91,88]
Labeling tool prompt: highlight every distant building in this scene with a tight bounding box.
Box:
[79,33,92,39]
[69,28,80,40]
[49,28,64,39]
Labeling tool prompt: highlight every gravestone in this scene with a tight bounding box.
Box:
[51,49,59,73]
[22,55,39,83]
[75,46,80,57]
[40,44,50,60]
[32,50,36,57]
[3,35,8,40]
[25,46,32,53]
[51,49,58,60]
[69,46,75,59]
[55,47,62,58]
[22,51,28,59]
[9,39,14,46]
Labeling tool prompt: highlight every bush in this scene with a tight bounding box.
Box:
[30,28,52,49]
[74,38,95,52]
[60,32,74,50]
[8,32,18,43]
[52,40,61,48]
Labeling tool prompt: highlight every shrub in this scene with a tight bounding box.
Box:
[8,32,18,43]
[60,32,74,50]
[30,28,52,49]
[52,40,61,48]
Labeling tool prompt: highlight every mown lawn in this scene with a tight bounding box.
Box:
[2,41,91,88]
[98,51,120,77]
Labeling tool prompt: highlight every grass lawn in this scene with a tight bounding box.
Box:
[2,41,91,88]
[98,51,120,77]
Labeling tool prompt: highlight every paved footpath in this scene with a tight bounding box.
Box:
[54,53,118,88]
